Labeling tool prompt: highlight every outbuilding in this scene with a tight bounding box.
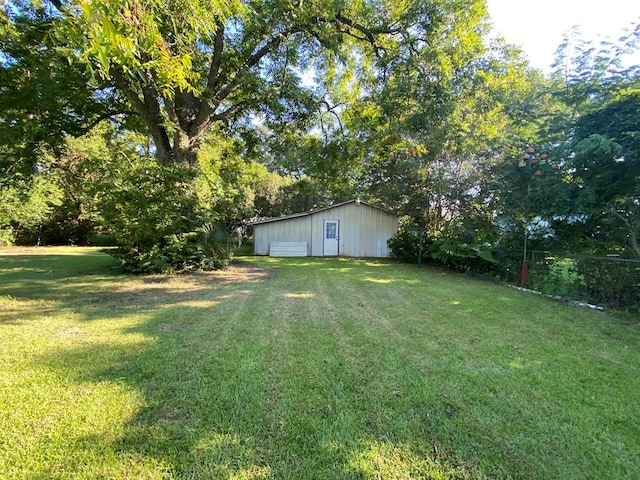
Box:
[251,198,399,257]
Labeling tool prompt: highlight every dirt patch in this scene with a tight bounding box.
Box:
[126,264,271,288]
[54,327,82,339]
[0,246,45,255]
[209,264,271,282]
[84,264,272,311]
[208,264,271,283]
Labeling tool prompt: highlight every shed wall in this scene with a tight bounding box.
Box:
[253,201,398,258]
[253,216,312,255]
[309,203,398,257]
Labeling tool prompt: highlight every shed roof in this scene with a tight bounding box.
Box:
[250,199,396,225]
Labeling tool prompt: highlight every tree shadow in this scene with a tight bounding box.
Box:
[23,254,638,478]
[23,256,484,478]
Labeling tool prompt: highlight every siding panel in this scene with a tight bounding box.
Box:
[253,200,398,257]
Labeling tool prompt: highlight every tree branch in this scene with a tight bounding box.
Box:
[112,70,173,164]
[189,101,247,147]
[210,101,247,122]
[47,0,65,12]
[196,25,305,134]
[71,109,137,137]
[207,21,226,90]
[193,13,399,140]
[319,98,345,136]
[192,22,226,135]
[335,13,401,57]
[112,71,147,120]
[212,28,300,107]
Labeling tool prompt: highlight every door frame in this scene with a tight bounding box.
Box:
[323,219,339,256]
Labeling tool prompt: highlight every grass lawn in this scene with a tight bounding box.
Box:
[1,247,639,479]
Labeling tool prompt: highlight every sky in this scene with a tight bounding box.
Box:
[486,0,640,73]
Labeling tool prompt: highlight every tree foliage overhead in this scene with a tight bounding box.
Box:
[569,91,640,258]
[551,22,640,113]
[0,2,127,175]
[537,25,640,258]
[44,0,468,167]
[2,0,501,175]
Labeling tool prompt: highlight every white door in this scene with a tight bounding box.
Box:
[323,220,339,256]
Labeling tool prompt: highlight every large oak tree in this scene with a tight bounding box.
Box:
[44,0,441,167]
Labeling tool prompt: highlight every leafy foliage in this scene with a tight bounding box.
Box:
[387,217,424,263]
[568,92,640,258]
[0,174,63,245]
[3,0,639,285]
[574,257,640,310]
[427,232,496,273]
[389,218,497,273]
[47,0,461,166]
[0,4,129,174]
[109,226,232,274]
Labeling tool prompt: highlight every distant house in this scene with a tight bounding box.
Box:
[251,199,399,258]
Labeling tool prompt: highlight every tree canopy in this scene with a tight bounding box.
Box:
[31,0,493,168]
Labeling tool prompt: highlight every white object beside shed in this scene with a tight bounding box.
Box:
[251,199,399,258]
[269,242,308,257]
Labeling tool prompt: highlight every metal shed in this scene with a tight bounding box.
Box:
[251,199,399,257]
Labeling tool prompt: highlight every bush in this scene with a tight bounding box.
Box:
[427,235,497,273]
[110,225,232,274]
[574,257,640,310]
[94,162,234,274]
[389,220,498,273]
[526,254,640,310]
[526,255,582,297]
[86,233,117,246]
[388,226,424,263]
[0,227,13,246]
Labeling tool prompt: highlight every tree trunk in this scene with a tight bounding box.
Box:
[174,138,199,169]
[152,130,175,167]
[168,124,198,168]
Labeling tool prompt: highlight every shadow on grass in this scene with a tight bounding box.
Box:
[42,313,473,478]
[19,253,480,478]
[10,252,640,479]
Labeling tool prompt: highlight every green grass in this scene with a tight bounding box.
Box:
[1,247,639,479]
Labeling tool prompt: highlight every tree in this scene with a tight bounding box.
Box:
[550,22,640,119]
[0,3,130,175]
[196,127,293,228]
[43,0,432,166]
[538,24,640,257]
[570,91,640,257]
[0,173,63,245]
[4,0,568,274]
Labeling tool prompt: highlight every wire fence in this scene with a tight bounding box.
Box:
[525,251,640,311]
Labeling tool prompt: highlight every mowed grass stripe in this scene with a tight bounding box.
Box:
[1,249,639,479]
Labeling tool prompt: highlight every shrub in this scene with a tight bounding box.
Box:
[574,257,640,310]
[389,219,497,273]
[86,233,117,246]
[0,228,13,246]
[525,254,640,310]
[427,235,497,273]
[110,225,232,274]
[388,225,424,262]
[95,162,233,274]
